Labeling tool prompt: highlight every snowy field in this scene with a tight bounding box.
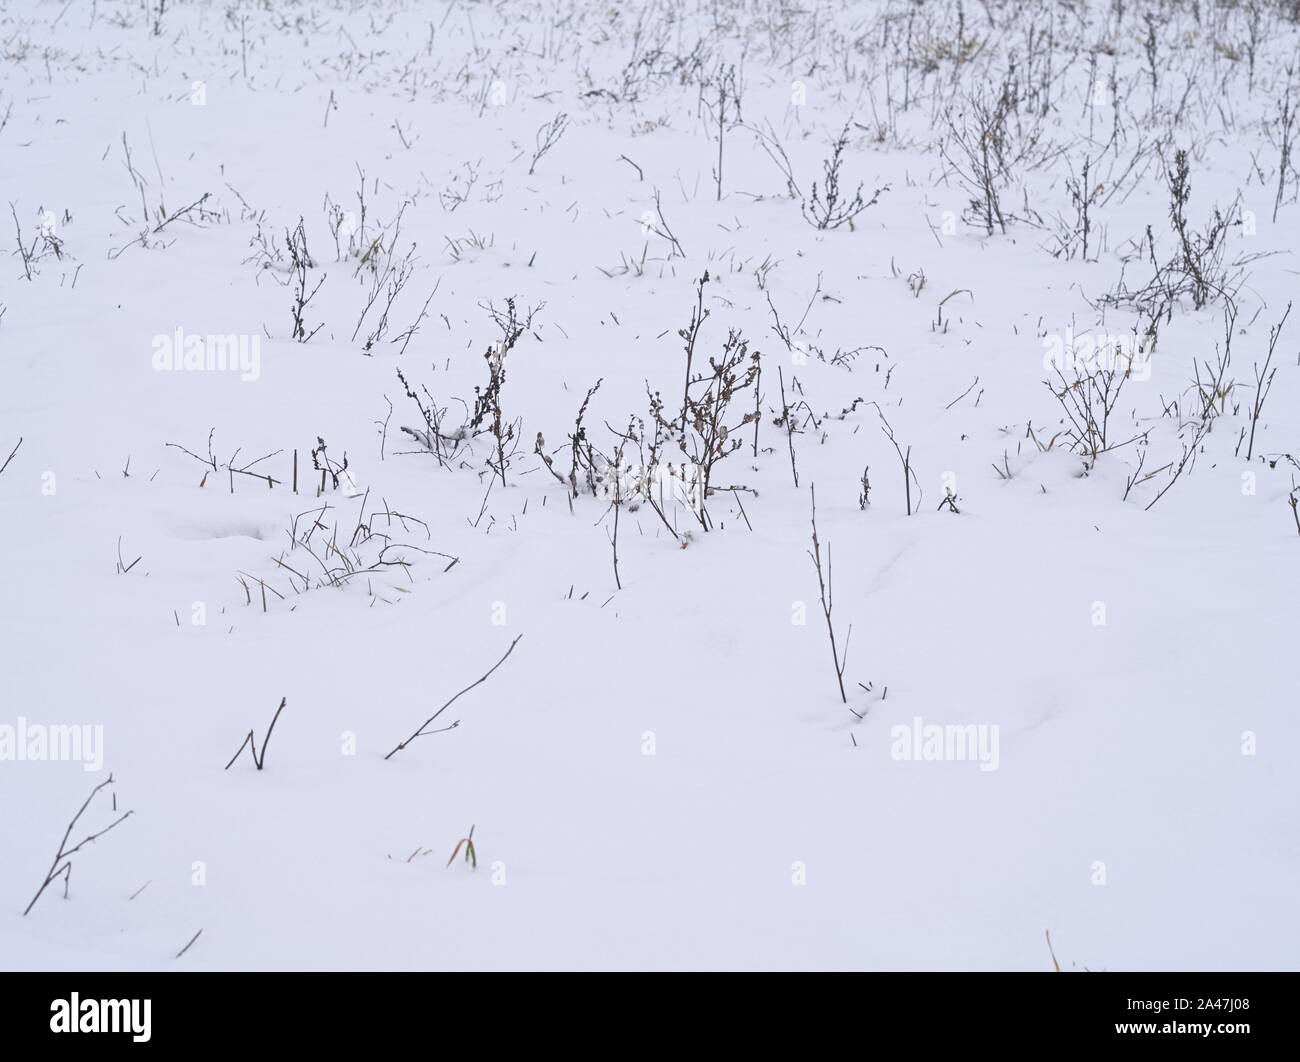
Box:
[1,0,1297,971]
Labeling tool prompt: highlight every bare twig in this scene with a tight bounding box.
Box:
[0,436,21,475]
[808,485,849,705]
[224,697,288,770]
[384,636,523,759]
[175,929,203,959]
[24,776,133,916]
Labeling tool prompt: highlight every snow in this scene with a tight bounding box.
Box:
[1,0,1297,971]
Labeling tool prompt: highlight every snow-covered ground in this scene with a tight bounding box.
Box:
[1,0,1297,971]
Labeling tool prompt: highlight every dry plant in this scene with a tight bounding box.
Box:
[225,697,288,770]
[1242,301,1290,461]
[166,429,284,493]
[1141,306,1240,510]
[802,120,888,230]
[808,485,850,706]
[399,298,541,487]
[286,218,325,342]
[0,436,21,476]
[1104,151,1249,319]
[1045,360,1146,471]
[529,113,570,175]
[939,77,1040,236]
[395,368,471,469]
[242,493,455,609]
[446,825,478,869]
[701,63,741,201]
[643,278,760,528]
[385,635,523,760]
[873,405,922,515]
[24,775,133,916]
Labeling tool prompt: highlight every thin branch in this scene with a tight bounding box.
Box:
[384,636,523,759]
[24,776,133,916]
